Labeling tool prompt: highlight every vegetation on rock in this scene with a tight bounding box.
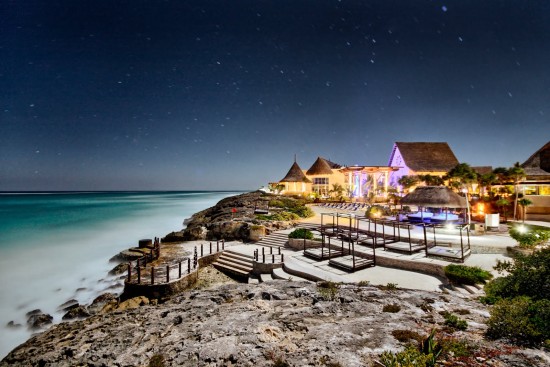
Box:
[444,264,493,285]
[508,225,550,248]
[483,247,550,347]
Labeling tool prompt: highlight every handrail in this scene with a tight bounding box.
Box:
[126,239,225,285]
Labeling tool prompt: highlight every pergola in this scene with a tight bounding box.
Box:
[340,166,400,200]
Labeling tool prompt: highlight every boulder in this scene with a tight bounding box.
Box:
[88,293,118,315]
[108,263,129,276]
[26,311,53,330]
[116,296,149,311]
[62,306,90,320]
[58,299,79,312]
[6,321,22,329]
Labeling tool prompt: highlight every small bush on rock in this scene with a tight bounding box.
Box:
[444,264,493,285]
[442,312,468,331]
[317,281,341,301]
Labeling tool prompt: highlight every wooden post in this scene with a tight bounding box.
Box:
[201,244,203,257]
[151,267,155,285]
[188,258,191,274]
[281,253,284,262]
[143,255,146,266]
[270,246,273,254]
[263,252,265,263]
[217,240,219,252]
[178,261,182,278]
[137,265,141,284]
[166,264,170,283]
[272,254,274,263]
[210,242,212,254]
[222,239,225,250]
[137,258,140,268]
[278,247,281,255]
[127,263,131,282]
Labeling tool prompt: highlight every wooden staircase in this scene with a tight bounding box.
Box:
[212,250,253,279]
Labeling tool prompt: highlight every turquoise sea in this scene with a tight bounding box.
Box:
[0,191,240,358]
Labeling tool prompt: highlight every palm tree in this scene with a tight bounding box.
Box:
[398,175,419,194]
[517,198,533,223]
[330,183,344,200]
[478,172,498,198]
[446,163,478,192]
[508,162,526,221]
[496,198,511,222]
[419,174,444,186]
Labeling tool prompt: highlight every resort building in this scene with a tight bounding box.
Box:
[520,140,550,221]
[278,156,399,200]
[387,142,460,189]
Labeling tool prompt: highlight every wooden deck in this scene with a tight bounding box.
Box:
[329,255,375,271]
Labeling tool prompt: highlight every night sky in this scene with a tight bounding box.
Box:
[1,0,549,191]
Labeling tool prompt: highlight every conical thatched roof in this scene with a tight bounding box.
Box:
[280,162,311,183]
[521,140,550,179]
[306,157,335,175]
[401,186,467,208]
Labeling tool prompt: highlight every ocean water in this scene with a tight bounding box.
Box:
[0,191,240,358]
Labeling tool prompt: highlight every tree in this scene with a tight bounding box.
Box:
[419,174,444,186]
[508,162,526,221]
[517,198,533,223]
[398,175,419,193]
[446,163,478,192]
[496,198,511,222]
[478,172,498,198]
[268,183,285,194]
[330,183,344,200]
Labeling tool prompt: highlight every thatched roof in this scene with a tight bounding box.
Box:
[390,142,459,172]
[521,140,550,179]
[280,162,311,183]
[472,166,493,175]
[401,186,467,208]
[306,157,337,175]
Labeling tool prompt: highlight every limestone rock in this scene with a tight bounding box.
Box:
[3,282,547,367]
[108,262,128,276]
[116,296,149,311]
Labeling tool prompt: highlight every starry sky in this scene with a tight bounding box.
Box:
[1,0,549,191]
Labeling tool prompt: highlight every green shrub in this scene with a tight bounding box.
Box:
[366,205,390,219]
[257,211,300,221]
[268,199,285,208]
[357,280,370,287]
[289,205,315,218]
[382,283,398,291]
[444,264,493,285]
[383,304,401,313]
[288,228,313,240]
[442,312,468,331]
[486,296,550,346]
[439,337,476,358]
[509,226,550,248]
[379,346,430,367]
[484,247,550,303]
[317,281,341,301]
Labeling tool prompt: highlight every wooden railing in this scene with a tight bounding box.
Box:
[253,246,284,264]
[126,239,225,285]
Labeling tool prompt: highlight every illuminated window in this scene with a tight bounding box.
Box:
[524,186,538,195]
[540,186,550,196]
[313,177,329,185]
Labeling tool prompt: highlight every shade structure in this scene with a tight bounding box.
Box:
[280,162,311,183]
[401,186,467,208]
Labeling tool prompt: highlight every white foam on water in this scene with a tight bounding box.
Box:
[0,191,239,358]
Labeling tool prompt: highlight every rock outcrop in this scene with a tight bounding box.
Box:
[3,282,548,367]
[165,191,299,242]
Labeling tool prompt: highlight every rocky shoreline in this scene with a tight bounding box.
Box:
[2,192,549,366]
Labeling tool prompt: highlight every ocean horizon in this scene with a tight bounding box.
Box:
[0,191,243,358]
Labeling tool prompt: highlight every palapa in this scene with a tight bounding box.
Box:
[280,162,311,183]
[401,186,467,208]
[306,157,337,175]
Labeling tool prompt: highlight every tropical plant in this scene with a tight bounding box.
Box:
[507,162,526,220]
[478,172,498,197]
[517,198,533,223]
[398,175,419,193]
[329,183,345,199]
[418,174,444,186]
[445,163,478,192]
[508,226,550,248]
[495,198,511,220]
[268,183,286,194]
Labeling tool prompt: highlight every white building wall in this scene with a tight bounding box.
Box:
[388,147,410,187]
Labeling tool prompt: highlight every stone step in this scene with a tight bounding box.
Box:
[272,268,309,282]
[450,284,473,296]
[223,250,254,262]
[217,254,254,268]
[215,258,252,273]
[461,284,481,294]
[212,262,250,278]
